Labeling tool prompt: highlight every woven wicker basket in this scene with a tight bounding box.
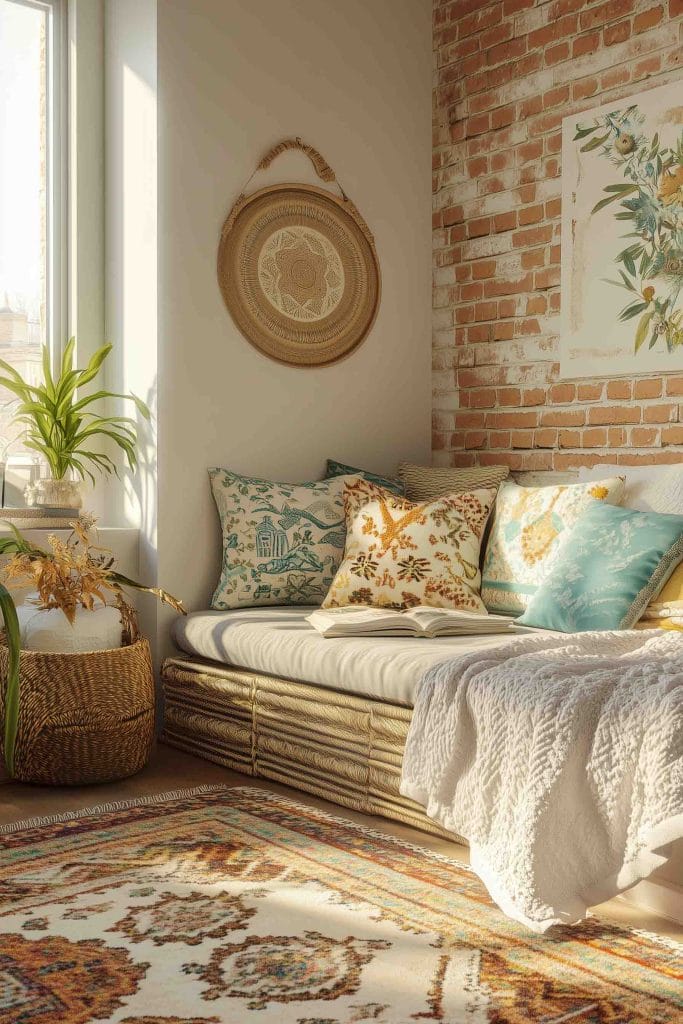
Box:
[0,638,155,785]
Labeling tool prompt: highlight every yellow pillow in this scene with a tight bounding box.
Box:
[322,479,497,612]
[642,561,683,620]
[634,617,683,632]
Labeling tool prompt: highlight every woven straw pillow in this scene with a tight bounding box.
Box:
[398,462,509,502]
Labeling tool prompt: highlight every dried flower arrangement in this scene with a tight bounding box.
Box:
[1,517,184,642]
[0,517,185,775]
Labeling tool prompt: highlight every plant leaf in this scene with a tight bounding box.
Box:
[619,301,649,321]
[41,346,55,401]
[635,310,655,352]
[591,185,639,215]
[0,521,46,555]
[60,337,76,378]
[108,571,187,615]
[73,344,112,391]
[581,132,610,152]
[130,393,151,421]
[0,585,21,776]
[618,270,638,293]
[574,124,600,140]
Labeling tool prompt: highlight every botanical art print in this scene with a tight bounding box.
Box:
[561,80,683,377]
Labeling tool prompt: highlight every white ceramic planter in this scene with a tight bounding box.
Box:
[16,603,123,653]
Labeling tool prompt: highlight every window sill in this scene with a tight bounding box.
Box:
[0,524,139,540]
[0,523,139,535]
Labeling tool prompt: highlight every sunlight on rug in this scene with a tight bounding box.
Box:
[0,785,680,1023]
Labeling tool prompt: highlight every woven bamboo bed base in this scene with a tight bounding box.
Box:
[161,655,460,842]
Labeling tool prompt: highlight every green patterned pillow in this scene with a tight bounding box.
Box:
[325,458,405,496]
[209,468,360,608]
[481,477,625,614]
[518,502,683,632]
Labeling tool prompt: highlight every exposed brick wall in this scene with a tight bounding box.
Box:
[432,0,683,471]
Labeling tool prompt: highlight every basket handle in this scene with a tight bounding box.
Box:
[257,137,336,184]
[239,137,348,201]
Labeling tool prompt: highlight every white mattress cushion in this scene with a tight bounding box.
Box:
[171,607,534,706]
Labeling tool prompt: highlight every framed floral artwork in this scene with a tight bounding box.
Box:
[560,79,683,379]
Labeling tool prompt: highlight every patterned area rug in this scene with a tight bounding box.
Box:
[0,785,680,1024]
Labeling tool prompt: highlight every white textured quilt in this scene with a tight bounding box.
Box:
[400,630,683,933]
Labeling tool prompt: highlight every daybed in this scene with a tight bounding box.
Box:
[161,607,547,839]
[160,469,592,837]
[160,465,680,846]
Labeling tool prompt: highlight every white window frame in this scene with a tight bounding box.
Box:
[48,0,68,363]
[67,0,105,373]
[2,0,110,517]
[4,0,68,363]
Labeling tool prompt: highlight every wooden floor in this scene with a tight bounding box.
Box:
[1,742,680,940]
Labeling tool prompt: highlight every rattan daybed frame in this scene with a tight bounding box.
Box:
[161,654,456,839]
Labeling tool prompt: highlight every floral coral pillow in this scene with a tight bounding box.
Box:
[322,479,497,612]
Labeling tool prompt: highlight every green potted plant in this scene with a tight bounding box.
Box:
[0,338,149,510]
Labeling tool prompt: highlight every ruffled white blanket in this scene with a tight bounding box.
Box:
[400,630,683,933]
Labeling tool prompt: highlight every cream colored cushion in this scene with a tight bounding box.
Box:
[481,477,625,615]
[172,607,553,705]
[322,478,496,612]
[398,462,509,502]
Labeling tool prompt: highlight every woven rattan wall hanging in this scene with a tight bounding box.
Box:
[217,138,381,367]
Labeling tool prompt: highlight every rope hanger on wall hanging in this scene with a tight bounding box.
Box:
[217,137,381,368]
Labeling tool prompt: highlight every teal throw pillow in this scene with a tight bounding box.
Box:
[325,458,405,496]
[518,501,683,633]
[209,468,360,609]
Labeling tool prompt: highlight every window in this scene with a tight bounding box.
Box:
[0,0,64,475]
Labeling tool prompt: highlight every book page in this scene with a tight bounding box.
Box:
[404,606,495,626]
[307,607,406,632]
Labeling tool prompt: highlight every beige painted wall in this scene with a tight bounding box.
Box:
[155,0,433,631]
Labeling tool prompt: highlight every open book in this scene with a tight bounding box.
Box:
[307,605,516,639]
